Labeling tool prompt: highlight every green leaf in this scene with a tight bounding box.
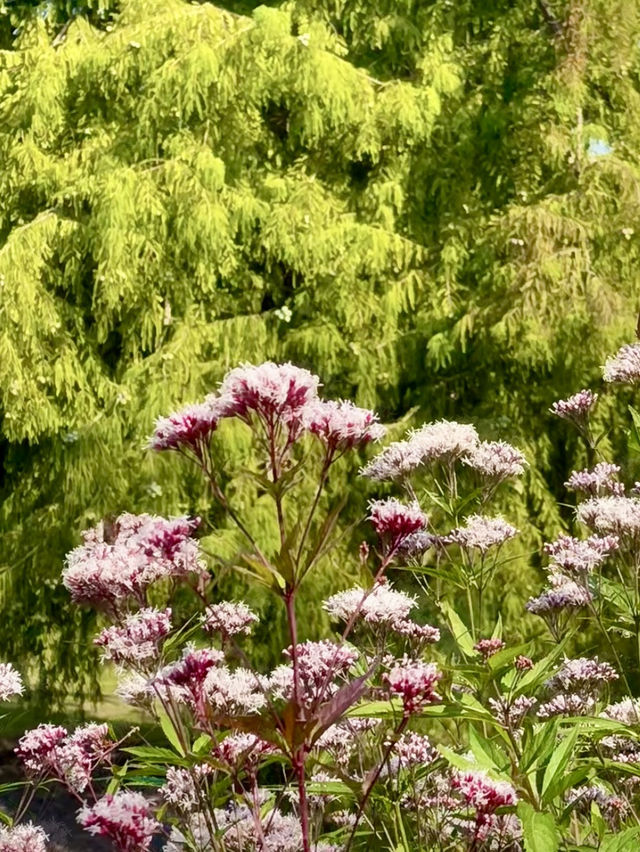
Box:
[192,734,213,755]
[628,406,640,456]
[468,726,508,772]
[157,706,186,757]
[441,600,474,656]
[437,745,480,771]
[541,724,580,804]
[517,802,559,852]
[590,801,607,842]
[123,746,188,765]
[600,826,640,851]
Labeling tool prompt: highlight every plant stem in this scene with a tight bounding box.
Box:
[284,588,311,851]
[296,452,332,567]
[589,601,633,695]
[346,716,409,850]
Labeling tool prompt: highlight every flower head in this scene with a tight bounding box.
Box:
[565,463,624,497]
[537,693,596,719]
[149,395,232,453]
[63,514,204,609]
[447,515,518,553]
[303,399,385,452]
[474,638,506,660]
[384,660,441,715]
[526,581,592,615]
[95,608,172,664]
[202,601,258,639]
[268,641,358,711]
[544,533,618,575]
[545,657,618,695]
[214,733,276,771]
[602,698,640,725]
[324,582,416,626]
[393,731,437,768]
[16,724,68,775]
[0,662,23,702]
[156,646,224,710]
[0,824,48,852]
[463,441,527,481]
[577,497,640,537]
[603,343,640,383]
[161,764,212,812]
[218,362,319,435]
[567,785,628,823]
[360,440,424,481]
[203,666,267,716]
[410,421,480,464]
[16,723,111,793]
[488,695,536,729]
[452,770,517,812]
[78,791,160,851]
[368,499,427,545]
[550,389,598,425]
[361,420,478,481]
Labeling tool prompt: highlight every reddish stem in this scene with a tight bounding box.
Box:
[284,588,311,852]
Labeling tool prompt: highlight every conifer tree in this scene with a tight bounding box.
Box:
[1,0,640,702]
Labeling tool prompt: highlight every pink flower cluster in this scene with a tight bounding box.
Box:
[473,638,505,660]
[537,692,596,719]
[603,343,640,383]
[155,646,224,712]
[452,770,517,812]
[550,389,598,424]
[0,824,48,852]
[537,658,617,719]
[488,695,536,729]
[544,533,618,575]
[392,731,437,768]
[463,440,527,480]
[63,513,204,609]
[323,582,440,644]
[545,657,618,693]
[324,582,416,625]
[361,420,479,481]
[567,785,628,823]
[161,764,212,811]
[450,770,519,845]
[577,496,640,537]
[214,732,276,771]
[526,579,592,617]
[219,361,319,429]
[368,498,427,547]
[202,601,258,638]
[78,791,159,852]
[385,660,441,715]
[16,723,111,792]
[0,662,23,702]
[602,698,640,724]
[303,398,386,452]
[446,515,518,553]
[149,396,232,453]
[270,641,358,708]
[95,607,172,664]
[151,362,384,463]
[566,463,625,497]
[203,665,267,716]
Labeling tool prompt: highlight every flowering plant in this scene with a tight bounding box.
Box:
[6,351,640,850]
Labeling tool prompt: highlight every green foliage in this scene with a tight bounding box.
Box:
[2,0,640,703]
